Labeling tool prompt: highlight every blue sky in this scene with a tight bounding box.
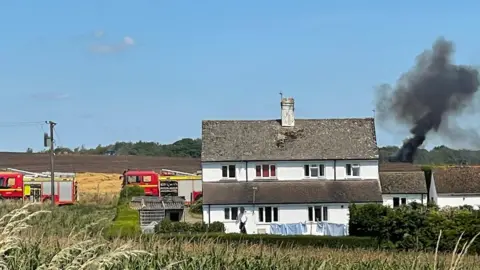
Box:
[1,1,480,152]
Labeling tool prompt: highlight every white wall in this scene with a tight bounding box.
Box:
[202,160,379,182]
[382,194,426,207]
[436,195,480,209]
[202,203,350,235]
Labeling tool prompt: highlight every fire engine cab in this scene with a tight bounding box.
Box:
[121,169,202,203]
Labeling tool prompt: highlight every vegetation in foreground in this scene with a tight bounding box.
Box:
[0,200,477,269]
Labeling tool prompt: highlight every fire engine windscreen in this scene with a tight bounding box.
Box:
[375,37,480,163]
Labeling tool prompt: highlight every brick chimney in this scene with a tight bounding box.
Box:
[281,97,295,127]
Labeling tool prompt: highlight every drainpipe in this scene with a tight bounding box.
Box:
[208,204,211,225]
[252,187,257,232]
[245,161,248,182]
[333,160,337,180]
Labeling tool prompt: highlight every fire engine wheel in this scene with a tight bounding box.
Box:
[43,198,52,204]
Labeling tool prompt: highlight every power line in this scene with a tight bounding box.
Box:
[0,121,46,127]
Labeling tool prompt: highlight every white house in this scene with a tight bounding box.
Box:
[428,166,480,209]
[379,171,428,207]
[201,97,383,236]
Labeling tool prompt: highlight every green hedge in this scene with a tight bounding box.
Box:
[157,233,378,249]
[349,203,480,253]
[105,186,145,237]
[155,219,225,233]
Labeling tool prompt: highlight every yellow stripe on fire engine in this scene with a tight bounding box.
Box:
[159,176,201,180]
[138,185,158,188]
[0,188,22,192]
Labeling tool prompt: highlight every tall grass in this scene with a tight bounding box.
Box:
[0,202,479,269]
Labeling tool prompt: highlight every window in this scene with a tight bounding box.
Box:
[304,164,325,178]
[346,164,360,177]
[258,207,279,223]
[6,178,15,187]
[143,175,152,183]
[393,197,407,208]
[127,176,140,183]
[255,164,276,178]
[308,206,328,221]
[224,207,239,220]
[221,165,236,179]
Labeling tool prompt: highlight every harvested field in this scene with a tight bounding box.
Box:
[76,172,121,194]
[0,152,200,173]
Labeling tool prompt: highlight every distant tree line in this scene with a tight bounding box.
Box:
[35,138,202,158]
[31,139,480,165]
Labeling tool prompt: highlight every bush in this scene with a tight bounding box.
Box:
[158,233,378,249]
[189,198,203,214]
[155,220,224,234]
[349,203,480,253]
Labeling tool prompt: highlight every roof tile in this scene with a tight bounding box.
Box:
[201,118,378,161]
[433,167,480,194]
[379,171,427,194]
[202,180,383,205]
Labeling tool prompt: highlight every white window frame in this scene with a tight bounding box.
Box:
[307,205,328,222]
[221,164,237,179]
[304,164,326,178]
[255,164,277,179]
[223,207,239,220]
[257,206,279,223]
[345,163,361,178]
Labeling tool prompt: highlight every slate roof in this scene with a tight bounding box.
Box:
[201,118,378,162]
[202,180,383,205]
[379,171,427,194]
[433,167,480,194]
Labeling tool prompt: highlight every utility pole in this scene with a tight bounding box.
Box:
[46,121,56,206]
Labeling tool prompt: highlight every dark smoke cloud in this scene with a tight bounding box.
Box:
[375,37,480,163]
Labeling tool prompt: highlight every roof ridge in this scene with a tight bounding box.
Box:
[202,117,374,122]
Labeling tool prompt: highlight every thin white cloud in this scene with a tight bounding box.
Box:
[89,36,135,54]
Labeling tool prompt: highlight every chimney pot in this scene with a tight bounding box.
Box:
[281,97,295,127]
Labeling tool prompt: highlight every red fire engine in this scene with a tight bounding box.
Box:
[0,172,78,205]
[121,169,202,203]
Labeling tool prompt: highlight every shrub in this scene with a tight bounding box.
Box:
[189,198,203,214]
[350,202,480,253]
[155,220,224,234]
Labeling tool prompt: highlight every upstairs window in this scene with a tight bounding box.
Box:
[304,164,325,178]
[221,165,236,179]
[255,164,276,178]
[308,206,328,222]
[345,164,360,177]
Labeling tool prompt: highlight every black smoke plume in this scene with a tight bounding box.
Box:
[375,37,480,163]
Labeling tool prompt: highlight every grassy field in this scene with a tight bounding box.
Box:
[0,199,478,269]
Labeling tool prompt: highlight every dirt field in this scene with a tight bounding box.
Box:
[0,152,200,173]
